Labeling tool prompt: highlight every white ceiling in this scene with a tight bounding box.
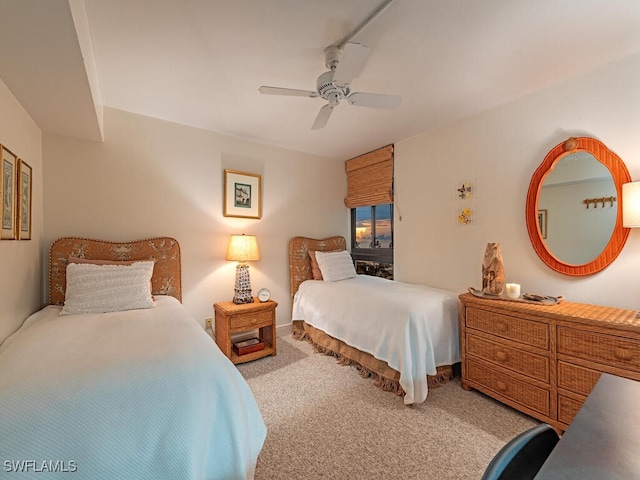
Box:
[2,0,640,160]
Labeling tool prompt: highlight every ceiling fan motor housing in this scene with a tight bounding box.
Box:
[316,70,348,105]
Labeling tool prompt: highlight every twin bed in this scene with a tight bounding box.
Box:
[289,236,461,405]
[0,237,265,480]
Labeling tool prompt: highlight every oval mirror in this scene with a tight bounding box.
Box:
[526,137,631,276]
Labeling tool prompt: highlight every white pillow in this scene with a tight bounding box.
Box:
[314,250,357,282]
[60,261,155,316]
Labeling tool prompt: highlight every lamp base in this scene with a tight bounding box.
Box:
[233,289,254,304]
[232,264,254,304]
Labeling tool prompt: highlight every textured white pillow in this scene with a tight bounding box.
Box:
[60,261,155,316]
[315,250,357,282]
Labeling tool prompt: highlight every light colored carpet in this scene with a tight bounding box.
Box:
[237,334,538,480]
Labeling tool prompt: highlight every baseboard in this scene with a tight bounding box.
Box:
[276,322,292,338]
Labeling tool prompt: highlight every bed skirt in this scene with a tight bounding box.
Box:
[292,320,460,397]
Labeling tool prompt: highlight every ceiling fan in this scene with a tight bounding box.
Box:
[258,0,401,130]
[259,43,401,130]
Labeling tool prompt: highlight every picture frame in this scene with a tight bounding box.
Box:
[456,206,474,225]
[456,180,473,200]
[538,209,547,239]
[1,145,18,240]
[223,169,262,219]
[17,159,32,240]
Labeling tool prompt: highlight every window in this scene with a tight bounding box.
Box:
[345,144,394,279]
[351,204,393,279]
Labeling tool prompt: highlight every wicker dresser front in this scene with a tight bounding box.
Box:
[459,293,640,431]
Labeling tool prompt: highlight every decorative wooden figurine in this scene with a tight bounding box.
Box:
[482,242,505,295]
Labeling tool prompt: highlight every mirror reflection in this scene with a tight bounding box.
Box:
[538,151,616,265]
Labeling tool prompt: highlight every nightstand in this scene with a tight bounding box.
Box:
[213,299,278,364]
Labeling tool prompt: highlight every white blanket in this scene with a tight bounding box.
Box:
[0,296,266,479]
[292,275,460,404]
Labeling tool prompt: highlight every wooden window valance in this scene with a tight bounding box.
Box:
[344,144,394,208]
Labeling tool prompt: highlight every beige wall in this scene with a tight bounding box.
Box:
[23,51,640,343]
[0,79,43,343]
[43,108,348,329]
[395,52,640,310]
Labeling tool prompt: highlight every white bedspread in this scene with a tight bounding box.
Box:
[292,275,460,404]
[0,296,266,479]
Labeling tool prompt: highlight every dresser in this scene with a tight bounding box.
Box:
[459,292,640,431]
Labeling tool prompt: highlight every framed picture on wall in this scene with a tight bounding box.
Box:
[17,159,32,240]
[223,169,262,219]
[1,145,18,240]
[538,209,547,239]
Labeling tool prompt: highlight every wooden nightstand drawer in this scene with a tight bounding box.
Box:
[557,326,640,372]
[466,333,549,382]
[230,310,273,330]
[466,307,549,349]
[467,358,550,416]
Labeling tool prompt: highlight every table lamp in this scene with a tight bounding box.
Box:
[623,181,640,228]
[226,234,260,304]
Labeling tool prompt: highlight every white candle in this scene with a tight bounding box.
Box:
[506,283,521,299]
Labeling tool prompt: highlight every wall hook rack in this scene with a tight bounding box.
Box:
[583,196,616,209]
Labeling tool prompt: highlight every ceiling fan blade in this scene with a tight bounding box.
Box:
[259,86,318,98]
[311,104,334,130]
[332,43,371,86]
[347,92,402,109]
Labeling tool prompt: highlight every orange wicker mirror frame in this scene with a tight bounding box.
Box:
[526,137,631,276]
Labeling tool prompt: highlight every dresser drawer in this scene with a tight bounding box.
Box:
[557,394,584,425]
[466,307,549,349]
[557,326,640,372]
[467,333,550,382]
[466,359,550,416]
[557,361,601,396]
[230,310,274,330]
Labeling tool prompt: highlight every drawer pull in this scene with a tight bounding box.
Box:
[496,323,508,333]
[614,347,633,361]
[495,351,508,362]
[496,380,508,392]
[251,318,258,324]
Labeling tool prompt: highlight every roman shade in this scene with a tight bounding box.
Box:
[344,144,393,208]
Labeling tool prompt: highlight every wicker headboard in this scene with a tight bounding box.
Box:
[288,236,346,303]
[49,237,182,305]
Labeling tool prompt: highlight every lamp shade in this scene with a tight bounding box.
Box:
[623,181,640,228]
[226,234,260,262]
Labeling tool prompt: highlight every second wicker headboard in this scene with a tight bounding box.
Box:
[288,236,346,303]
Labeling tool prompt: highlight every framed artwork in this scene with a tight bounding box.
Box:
[223,169,262,219]
[17,159,32,240]
[456,207,474,225]
[538,209,547,239]
[456,181,473,200]
[1,145,17,240]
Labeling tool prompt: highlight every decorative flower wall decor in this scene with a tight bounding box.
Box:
[457,181,472,200]
[457,207,474,225]
[455,180,474,225]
